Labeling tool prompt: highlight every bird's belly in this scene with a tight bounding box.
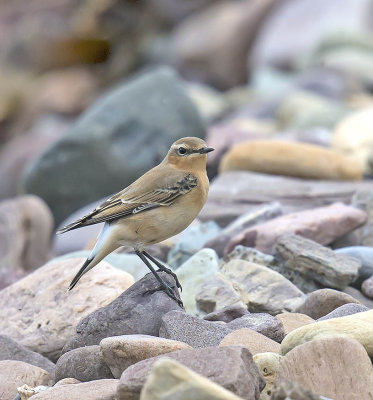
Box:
[116,201,201,248]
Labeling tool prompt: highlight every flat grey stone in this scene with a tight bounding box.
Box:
[227,313,285,343]
[159,310,232,348]
[318,303,369,321]
[276,234,360,290]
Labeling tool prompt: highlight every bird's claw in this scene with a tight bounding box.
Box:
[157,267,183,292]
[145,283,183,308]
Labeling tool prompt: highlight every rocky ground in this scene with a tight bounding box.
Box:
[1,0,373,400]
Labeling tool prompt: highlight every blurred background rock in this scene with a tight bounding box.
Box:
[1,0,373,284]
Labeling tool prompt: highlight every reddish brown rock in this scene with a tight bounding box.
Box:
[117,346,265,400]
[225,203,367,255]
[296,289,361,319]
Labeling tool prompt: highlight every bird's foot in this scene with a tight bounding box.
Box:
[145,283,183,308]
[156,267,183,292]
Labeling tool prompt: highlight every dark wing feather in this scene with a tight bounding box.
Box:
[57,174,197,234]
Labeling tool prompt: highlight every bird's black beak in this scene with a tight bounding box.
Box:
[199,147,214,154]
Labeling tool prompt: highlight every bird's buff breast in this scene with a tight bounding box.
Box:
[116,183,207,248]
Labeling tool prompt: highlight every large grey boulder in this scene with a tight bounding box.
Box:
[62,272,183,354]
[23,67,205,224]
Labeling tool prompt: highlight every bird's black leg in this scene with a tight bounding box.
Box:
[142,250,182,291]
[135,251,183,307]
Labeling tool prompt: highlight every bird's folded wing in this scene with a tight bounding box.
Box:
[57,173,197,234]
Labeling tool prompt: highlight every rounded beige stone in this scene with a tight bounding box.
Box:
[219,140,362,180]
[281,309,373,356]
[100,334,192,378]
[219,328,280,355]
[276,313,315,335]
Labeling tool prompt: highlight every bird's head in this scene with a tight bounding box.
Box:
[165,137,214,171]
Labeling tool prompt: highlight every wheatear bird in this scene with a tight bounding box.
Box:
[57,137,213,305]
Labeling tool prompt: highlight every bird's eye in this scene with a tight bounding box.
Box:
[178,147,187,155]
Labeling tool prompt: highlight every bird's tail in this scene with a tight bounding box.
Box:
[68,257,95,291]
[57,215,92,235]
[67,223,119,291]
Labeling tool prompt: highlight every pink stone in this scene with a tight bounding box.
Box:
[225,202,367,255]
